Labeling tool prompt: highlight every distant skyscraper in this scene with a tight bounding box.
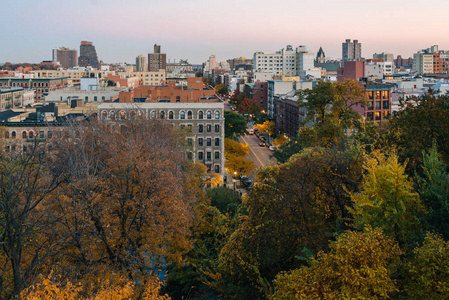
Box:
[78,41,99,68]
[342,39,362,62]
[148,44,166,72]
[136,55,147,72]
[53,47,78,69]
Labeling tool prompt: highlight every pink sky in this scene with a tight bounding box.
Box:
[2,0,449,64]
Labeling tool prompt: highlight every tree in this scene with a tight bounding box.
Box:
[238,98,260,117]
[387,90,449,173]
[255,121,276,143]
[217,145,366,298]
[272,134,288,147]
[214,84,228,96]
[417,143,449,240]
[230,90,245,107]
[224,111,247,139]
[402,233,449,298]
[272,227,402,300]
[350,152,426,246]
[224,138,256,176]
[43,119,196,295]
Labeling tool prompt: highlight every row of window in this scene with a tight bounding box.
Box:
[366,100,389,110]
[366,111,389,121]
[101,109,222,120]
[368,90,390,100]
[198,151,221,161]
[197,137,221,147]
[198,124,220,133]
[4,130,51,139]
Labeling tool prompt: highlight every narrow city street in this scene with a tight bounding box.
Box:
[239,133,277,169]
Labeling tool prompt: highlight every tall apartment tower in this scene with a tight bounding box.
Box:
[78,41,99,68]
[136,55,147,72]
[54,47,78,69]
[148,44,166,72]
[342,39,362,62]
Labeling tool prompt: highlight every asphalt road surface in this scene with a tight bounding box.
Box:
[240,134,277,169]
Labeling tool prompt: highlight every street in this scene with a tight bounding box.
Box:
[239,133,277,169]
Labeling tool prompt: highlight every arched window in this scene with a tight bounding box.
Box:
[11,131,16,139]
[102,96,105,101]
[101,111,108,120]
[215,111,220,119]
[169,111,174,119]
[110,111,116,120]
[160,111,165,119]
[22,131,27,139]
[137,110,144,118]
[120,111,126,120]
[180,111,185,120]
[207,111,212,119]
[94,96,98,101]
[4,131,9,139]
[151,110,156,118]
[198,111,204,119]
[85,96,88,101]
[29,131,34,139]
[129,110,136,119]
[188,111,192,119]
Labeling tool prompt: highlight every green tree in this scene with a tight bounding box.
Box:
[350,152,426,246]
[272,227,402,300]
[387,90,449,173]
[417,143,449,240]
[217,145,366,298]
[402,233,449,298]
[224,111,247,139]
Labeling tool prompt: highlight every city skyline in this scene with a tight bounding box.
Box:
[2,0,449,64]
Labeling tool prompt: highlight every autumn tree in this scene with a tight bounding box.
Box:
[0,138,71,298]
[255,120,276,143]
[238,98,260,117]
[350,152,426,246]
[401,233,449,298]
[272,227,402,299]
[224,111,247,139]
[272,134,288,147]
[44,119,196,296]
[230,90,245,107]
[214,84,228,96]
[224,138,256,176]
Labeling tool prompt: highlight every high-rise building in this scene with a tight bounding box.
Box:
[342,39,362,62]
[373,52,394,62]
[136,55,147,72]
[148,44,166,72]
[253,45,321,78]
[78,41,99,69]
[53,47,78,69]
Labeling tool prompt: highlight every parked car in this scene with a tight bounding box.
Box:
[259,141,265,147]
[269,145,278,151]
[248,129,254,135]
[265,142,272,148]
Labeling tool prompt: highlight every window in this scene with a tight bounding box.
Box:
[198,138,203,146]
[187,138,192,146]
[206,152,211,160]
[215,151,220,159]
[169,111,174,119]
[187,152,193,161]
[198,124,203,133]
[110,111,116,119]
[102,96,105,101]
[367,101,373,110]
[375,112,381,121]
[215,125,220,132]
[383,111,390,119]
[207,138,211,146]
[375,91,381,99]
[160,111,165,119]
[4,131,9,139]
[94,96,97,101]
[40,131,44,139]
[207,125,211,132]
[375,101,381,110]
[367,112,373,121]
[85,96,88,101]
[129,111,136,119]
[11,131,16,139]
[48,131,52,139]
[199,111,203,119]
[215,138,220,146]
[207,111,212,119]
[151,111,156,118]
[22,131,27,139]
[215,165,220,173]
[180,111,185,119]
[188,111,192,119]
[101,111,108,119]
[382,91,389,99]
[383,101,389,110]
[198,151,203,160]
[215,111,220,119]
[120,111,126,120]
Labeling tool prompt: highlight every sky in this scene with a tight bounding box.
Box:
[2,0,449,65]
